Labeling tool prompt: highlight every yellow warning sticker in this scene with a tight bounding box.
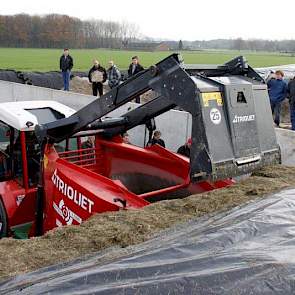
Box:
[44,154,49,169]
[201,92,223,107]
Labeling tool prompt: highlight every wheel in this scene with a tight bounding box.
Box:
[149,65,158,77]
[0,199,7,238]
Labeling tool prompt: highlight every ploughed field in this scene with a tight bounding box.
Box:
[1,48,295,71]
[0,165,294,280]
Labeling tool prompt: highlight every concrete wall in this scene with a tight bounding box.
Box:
[0,80,96,110]
[1,80,294,165]
[275,128,295,166]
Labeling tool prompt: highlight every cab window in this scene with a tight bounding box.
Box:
[25,131,40,187]
[13,130,23,185]
[0,122,11,154]
[0,122,23,183]
[0,122,12,180]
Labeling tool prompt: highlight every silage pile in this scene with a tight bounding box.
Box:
[69,76,92,95]
[0,165,294,280]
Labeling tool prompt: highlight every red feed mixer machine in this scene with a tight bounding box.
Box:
[0,54,280,238]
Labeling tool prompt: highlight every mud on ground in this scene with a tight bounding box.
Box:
[0,165,295,280]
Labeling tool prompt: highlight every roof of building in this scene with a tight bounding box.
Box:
[0,100,75,131]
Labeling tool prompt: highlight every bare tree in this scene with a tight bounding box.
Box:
[0,13,140,49]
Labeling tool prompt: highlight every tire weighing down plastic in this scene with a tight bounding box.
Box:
[2,188,295,294]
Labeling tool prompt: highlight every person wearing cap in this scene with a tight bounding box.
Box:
[177,138,192,158]
[267,70,287,127]
[59,48,73,91]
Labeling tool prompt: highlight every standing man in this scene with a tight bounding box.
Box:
[59,48,73,91]
[107,60,121,89]
[128,56,144,103]
[149,130,165,148]
[267,70,287,127]
[88,60,107,97]
[287,77,295,130]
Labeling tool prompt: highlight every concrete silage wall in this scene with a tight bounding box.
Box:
[275,128,295,166]
[0,80,95,109]
[0,80,294,165]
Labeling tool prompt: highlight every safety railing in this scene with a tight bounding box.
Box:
[58,148,97,168]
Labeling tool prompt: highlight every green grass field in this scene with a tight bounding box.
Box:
[1,48,295,72]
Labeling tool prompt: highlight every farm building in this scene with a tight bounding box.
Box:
[123,41,170,51]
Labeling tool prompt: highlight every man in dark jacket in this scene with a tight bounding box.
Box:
[88,60,107,97]
[267,70,288,127]
[149,130,165,148]
[287,77,295,130]
[177,138,192,158]
[128,56,144,103]
[107,60,121,89]
[59,48,73,91]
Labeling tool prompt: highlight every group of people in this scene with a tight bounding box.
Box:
[59,49,144,101]
[121,130,192,158]
[148,131,192,158]
[267,70,295,130]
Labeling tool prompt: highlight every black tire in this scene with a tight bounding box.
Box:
[0,199,7,238]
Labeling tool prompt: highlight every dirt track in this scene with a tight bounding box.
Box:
[0,165,294,281]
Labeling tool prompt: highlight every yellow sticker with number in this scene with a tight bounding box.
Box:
[202,92,223,107]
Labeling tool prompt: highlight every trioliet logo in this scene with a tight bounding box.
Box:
[233,114,255,123]
[51,169,94,213]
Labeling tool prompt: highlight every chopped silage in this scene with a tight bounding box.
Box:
[0,165,294,280]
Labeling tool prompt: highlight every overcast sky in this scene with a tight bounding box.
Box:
[2,0,295,41]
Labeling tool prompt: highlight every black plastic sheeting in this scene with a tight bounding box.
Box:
[0,70,90,90]
[0,70,24,84]
[0,66,294,92]
[21,71,64,89]
[2,188,295,294]
[0,70,65,89]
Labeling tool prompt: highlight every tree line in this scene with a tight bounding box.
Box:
[1,14,295,52]
[190,38,295,52]
[0,14,139,48]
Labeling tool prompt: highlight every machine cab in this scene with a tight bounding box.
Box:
[0,101,75,237]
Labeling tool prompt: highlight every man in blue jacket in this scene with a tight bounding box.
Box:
[267,70,287,127]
